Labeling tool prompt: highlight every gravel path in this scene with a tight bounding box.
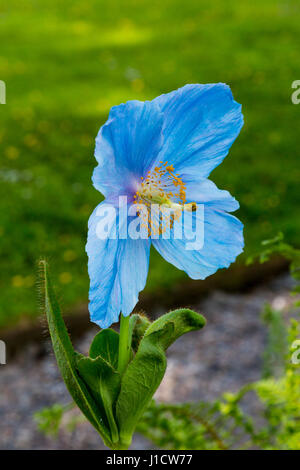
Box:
[0,274,294,449]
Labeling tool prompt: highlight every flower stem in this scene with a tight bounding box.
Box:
[118,313,131,375]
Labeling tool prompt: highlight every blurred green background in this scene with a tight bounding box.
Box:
[0,0,299,328]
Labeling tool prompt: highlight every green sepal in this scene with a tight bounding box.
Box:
[116,308,206,448]
[40,260,113,447]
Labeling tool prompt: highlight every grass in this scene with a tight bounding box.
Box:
[0,0,300,328]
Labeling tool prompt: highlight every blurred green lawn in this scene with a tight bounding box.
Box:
[0,0,300,328]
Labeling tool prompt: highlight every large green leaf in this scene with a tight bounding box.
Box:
[40,260,112,447]
[116,308,206,448]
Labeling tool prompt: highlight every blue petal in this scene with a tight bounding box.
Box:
[86,202,151,328]
[185,178,239,212]
[93,100,164,200]
[153,83,243,179]
[152,207,244,280]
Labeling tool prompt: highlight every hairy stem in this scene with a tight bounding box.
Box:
[118,314,131,375]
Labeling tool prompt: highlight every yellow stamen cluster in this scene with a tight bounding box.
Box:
[134,161,196,237]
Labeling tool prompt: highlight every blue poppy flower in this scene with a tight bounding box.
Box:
[87,83,244,328]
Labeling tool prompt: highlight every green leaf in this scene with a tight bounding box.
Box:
[116,308,206,448]
[99,368,121,444]
[76,354,121,444]
[116,329,168,448]
[129,313,151,352]
[145,308,206,350]
[89,328,119,369]
[40,260,112,447]
[74,353,106,415]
